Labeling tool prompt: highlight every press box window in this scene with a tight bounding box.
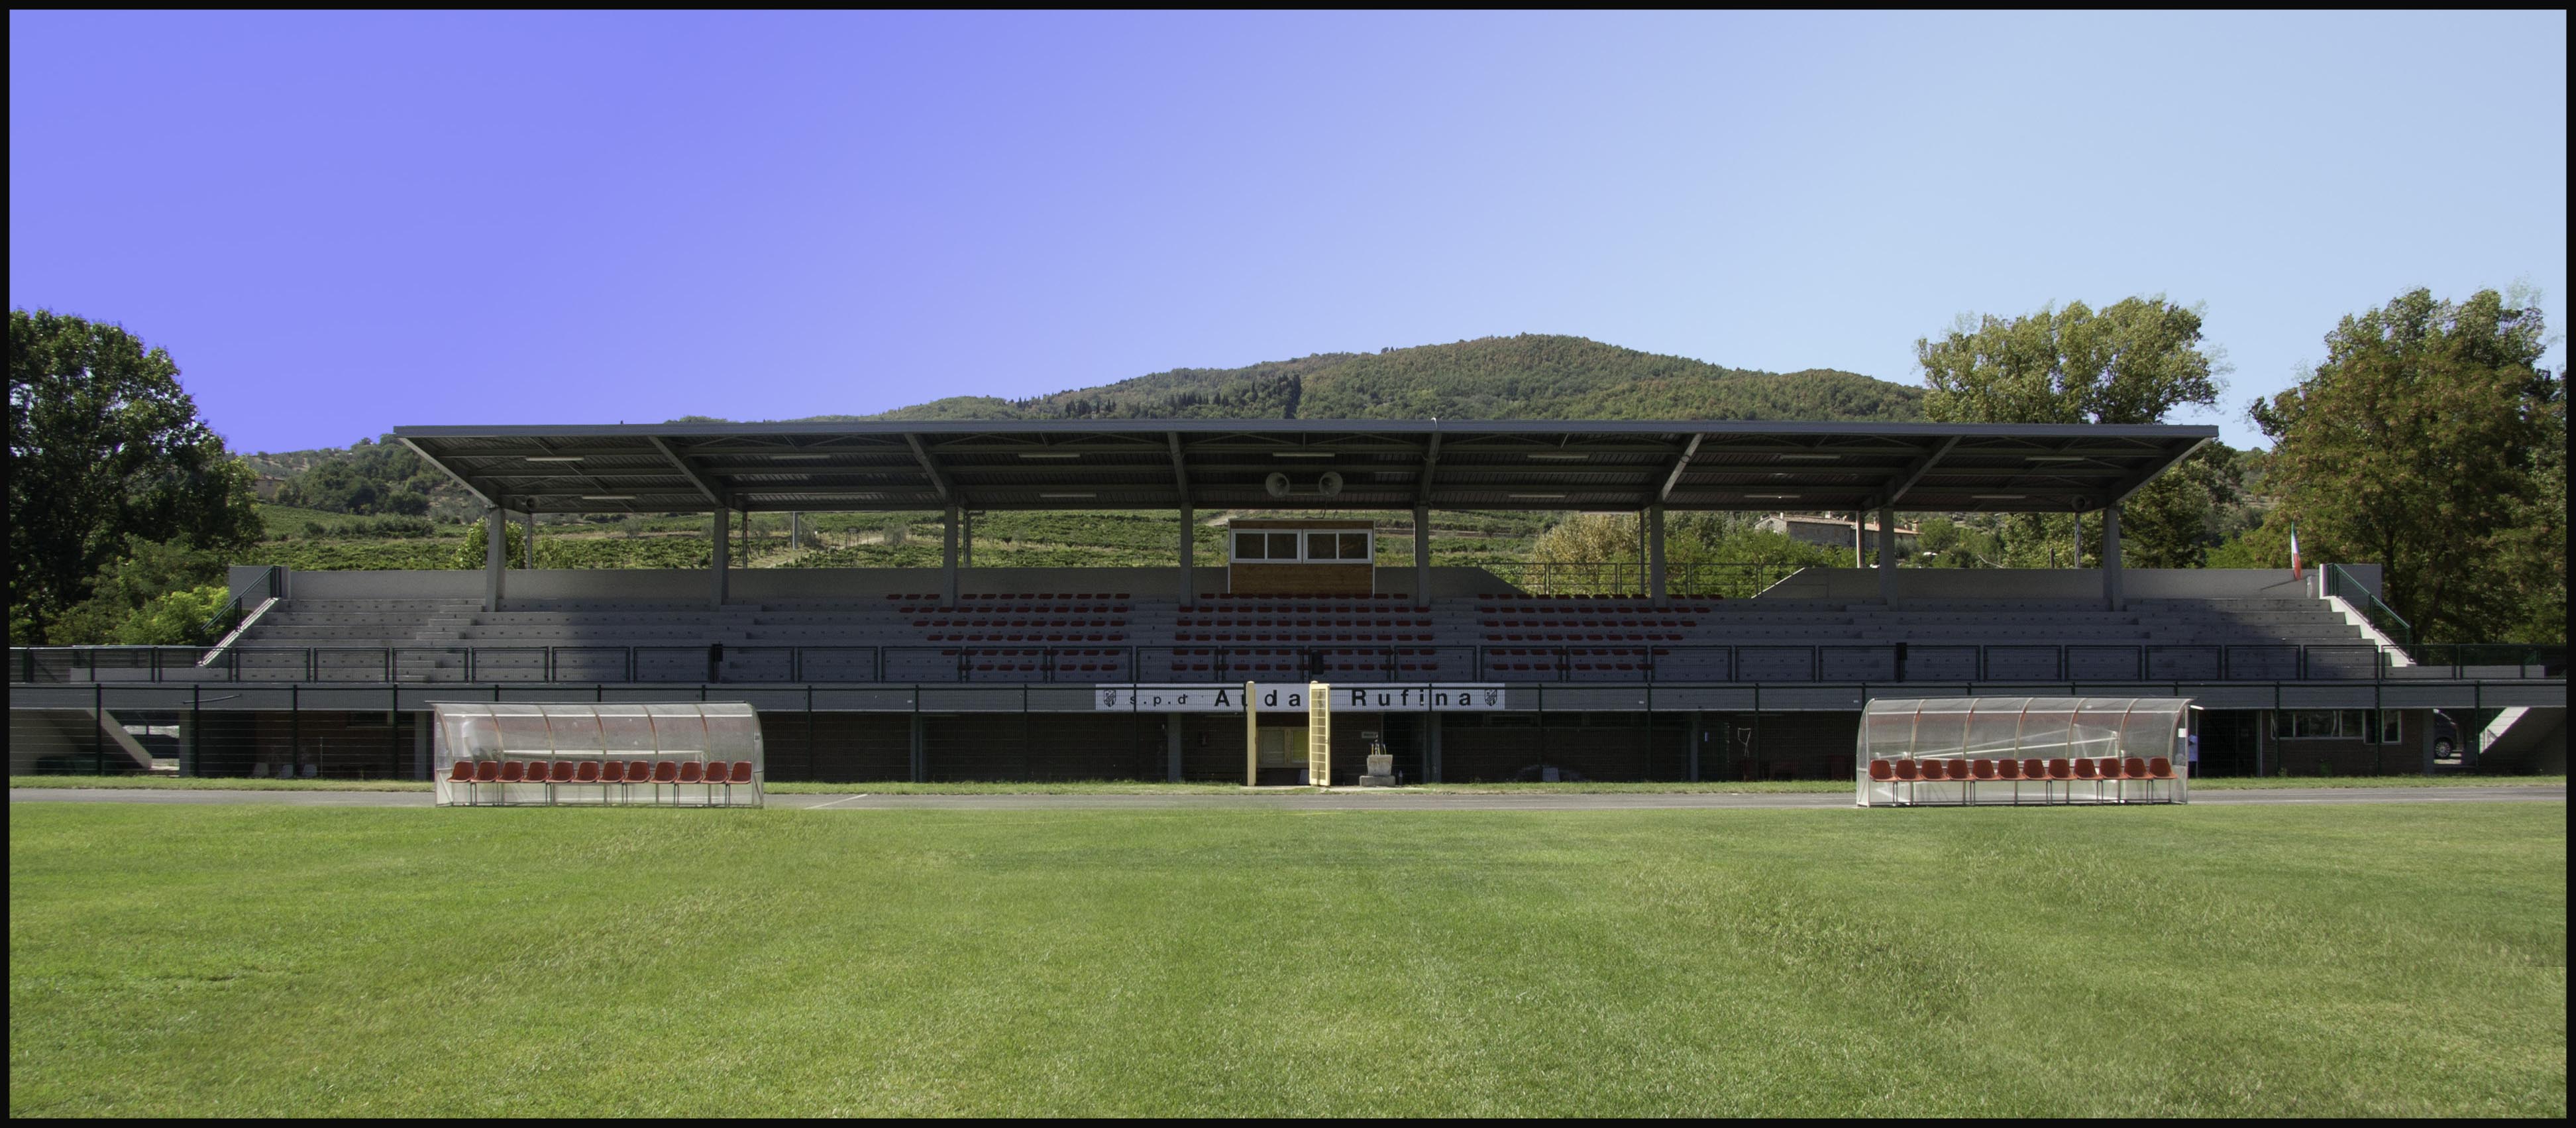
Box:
[1232,532,1305,561]
[1305,532,1372,561]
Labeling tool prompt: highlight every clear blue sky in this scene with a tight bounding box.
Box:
[9,11,2565,454]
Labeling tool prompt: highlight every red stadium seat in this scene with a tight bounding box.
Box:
[474,760,501,784]
[447,760,479,805]
[499,760,527,783]
[574,760,601,783]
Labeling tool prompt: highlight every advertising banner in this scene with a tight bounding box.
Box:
[1093,683,1505,712]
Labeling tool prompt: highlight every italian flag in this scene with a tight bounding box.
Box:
[2288,519,2301,580]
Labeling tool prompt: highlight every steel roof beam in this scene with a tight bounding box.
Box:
[904,433,957,505]
[397,438,498,509]
[647,437,728,508]
[1870,435,1960,510]
[1657,434,1705,504]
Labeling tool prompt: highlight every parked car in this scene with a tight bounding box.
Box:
[2432,710,2461,760]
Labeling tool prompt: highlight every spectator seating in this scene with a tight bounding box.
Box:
[1861,755,2180,806]
[229,583,2383,686]
[438,758,760,807]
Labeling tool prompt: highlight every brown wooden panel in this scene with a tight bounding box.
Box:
[1230,561,1375,595]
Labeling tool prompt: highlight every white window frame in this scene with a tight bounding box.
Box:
[1303,530,1373,563]
[1230,530,1311,563]
[1228,528,1373,564]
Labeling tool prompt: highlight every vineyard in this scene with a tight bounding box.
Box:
[229,506,1551,573]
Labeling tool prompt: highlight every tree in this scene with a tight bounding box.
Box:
[113,585,233,646]
[9,309,262,644]
[2252,288,2559,644]
[451,519,528,569]
[1915,296,2229,567]
[43,536,230,645]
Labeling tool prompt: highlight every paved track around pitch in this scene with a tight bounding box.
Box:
[11,785,2563,810]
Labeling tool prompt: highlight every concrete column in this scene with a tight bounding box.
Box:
[961,510,973,569]
[908,712,927,783]
[1243,681,1258,787]
[1413,505,1431,603]
[1424,710,1443,783]
[941,506,959,606]
[483,506,506,612]
[1646,504,1666,604]
[1166,716,1183,783]
[709,509,729,608]
[1178,504,1195,608]
[2102,504,2124,611]
[1852,513,1865,567]
[520,510,536,569]
[1876,506,1899,606]
[790,512,801,556]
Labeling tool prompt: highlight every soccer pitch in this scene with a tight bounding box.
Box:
[9,804,2565,1117]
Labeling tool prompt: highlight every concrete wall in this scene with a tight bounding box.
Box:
[274,564,1519,602]
[1758,566,2380,602]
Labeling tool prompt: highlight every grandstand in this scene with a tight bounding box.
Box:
[9,420,2564,781]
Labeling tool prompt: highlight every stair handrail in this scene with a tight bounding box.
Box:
[2322,563,2413,655]
[199,565,281,641]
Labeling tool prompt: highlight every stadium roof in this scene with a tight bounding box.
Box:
[391,419,2217,515]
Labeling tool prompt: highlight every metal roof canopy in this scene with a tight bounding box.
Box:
[391,419,2217,516]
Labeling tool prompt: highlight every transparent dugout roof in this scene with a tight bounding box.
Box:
[1859,697,2188,762]
[432,702,762,770]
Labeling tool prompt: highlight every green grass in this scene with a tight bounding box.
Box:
[10,803,2564,1115]
[9,774,2567,795]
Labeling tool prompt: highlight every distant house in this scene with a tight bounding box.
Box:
[1758,512,1919,555]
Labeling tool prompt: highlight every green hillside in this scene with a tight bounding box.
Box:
[835,334,1921,423]
[233,335,1923,573]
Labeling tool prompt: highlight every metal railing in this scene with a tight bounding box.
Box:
[197,565,282,645]
[2324,563,2414,653]
[18,642,2561,686]
[1476,561,1807,598]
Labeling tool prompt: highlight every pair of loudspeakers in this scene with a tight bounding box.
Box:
[1264,471,1344,498]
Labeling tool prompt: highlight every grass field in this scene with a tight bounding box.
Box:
[9,774,2567,795]
[9,803,2563,1115]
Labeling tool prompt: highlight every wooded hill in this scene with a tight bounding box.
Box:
[255,334,1924,516]
[803,334,1923,423]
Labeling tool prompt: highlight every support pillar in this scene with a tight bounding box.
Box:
[1852,512,1866,567]
[1647,504,1666,604]
[1178,504,1195,608]
[1413,505,1431,603]
[790,512,801,555]
[521,510,536,569]
[1243,681,1258,787]
[941,506,959,606]
[1166,716,1183,783]
[1876,506,1899,606]
[484,505,506,612]
[709,508,729,608]
[908,712,927,783]
[961,510,973,569]
[2102,504,2124,611]
[1424,709,1443,783]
